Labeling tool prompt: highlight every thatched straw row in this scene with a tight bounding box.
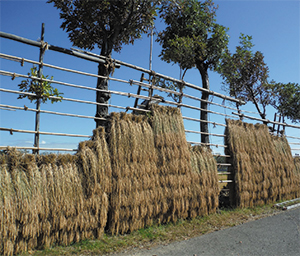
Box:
[1,106,219,254]
[0,128,111,255]
[107,106,219,234]
[107,112,159,234]
[225,119,300,207]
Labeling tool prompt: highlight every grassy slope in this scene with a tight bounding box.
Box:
[20,204,285,256]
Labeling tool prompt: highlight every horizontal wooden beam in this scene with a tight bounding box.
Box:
[0,31,120,67]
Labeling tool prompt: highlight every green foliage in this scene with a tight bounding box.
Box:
[17,66,63,104]
[47,0,160,55]
[155,77,185,103]
[157,0,229,143]
[218,34,270,119]
[267,81,300,123]
[157,0,229,72]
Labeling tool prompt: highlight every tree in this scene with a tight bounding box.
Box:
[268,81,300,123]
[18,66,63,104]
[217,34,270,121]
[157,0,229,144]
[47,0,159,127]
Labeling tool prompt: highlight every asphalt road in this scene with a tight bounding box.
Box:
[113,207,300,256]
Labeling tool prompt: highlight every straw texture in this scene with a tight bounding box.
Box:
[0,106,220,254]
[107,106,219,234]
[107,112,159,234]
[225,119,300,207]
[0,127,111,255]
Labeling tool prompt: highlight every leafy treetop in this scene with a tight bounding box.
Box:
[157,0,229,73]
[47,0,159,56]
[217,34,270,120]
[268,81,300,123]
[156,0,229,144]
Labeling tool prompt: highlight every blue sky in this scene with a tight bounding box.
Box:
[0,0,299,155]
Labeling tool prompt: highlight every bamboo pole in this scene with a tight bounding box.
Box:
[71,48,244,104]
[0,127,91,138]
[0,88,126,110]
[180,103,237,118]
[187,141,227,148]
[185,129,226,137]
[232,112,300,129]
[0,146,77,152]
[1,52,248,113]
[0,31,121,67]
[0,103,106,121]
[0,69,150,102]
[182,116,227,127]
[1,70,240,118]
[33,23,45,154]
[213,154,231,158]
[286,135,300,140]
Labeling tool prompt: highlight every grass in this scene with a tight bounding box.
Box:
[20,203,284,256]
[274,198,300,209]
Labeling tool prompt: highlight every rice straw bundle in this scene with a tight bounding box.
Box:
[107,112,158,234]
[190,146,219,217]
[0,149,46,256]
[150,105,193,223]
[150,105,219,222]
[0,127,111,255]
[225,119,300,207]
[107,106,219,234]
[1,106,223,254]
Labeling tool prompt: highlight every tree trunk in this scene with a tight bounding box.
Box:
[95,40,113,128]
[197,62,210,145]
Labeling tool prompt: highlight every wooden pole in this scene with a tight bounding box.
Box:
[272,113,277,132]
[277,114,281,135]
[0,31,116,66]
[33,23,45,154]
[133,73,145,109]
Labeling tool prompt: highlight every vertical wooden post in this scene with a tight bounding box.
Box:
[134,73,145,109]
[147,76,154,108]
[178,86,183,108]
[149,27,153,81]
[277,115,281,135]
[33,23,45,154]
[272,113,277,133]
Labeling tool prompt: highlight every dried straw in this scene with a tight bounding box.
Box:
[106,106,219,234]
[190,145,219,217]
[225,119,300,207]
[0,127,111,255]
[107,112,158,234]
[1,106,221,254]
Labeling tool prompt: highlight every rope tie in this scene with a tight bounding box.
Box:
[41,41,49,51]
[104,58,116,76]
